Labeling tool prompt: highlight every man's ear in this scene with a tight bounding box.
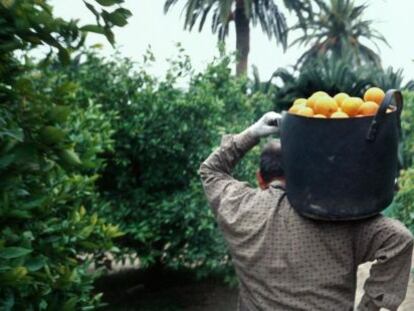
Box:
[256,170,267,190]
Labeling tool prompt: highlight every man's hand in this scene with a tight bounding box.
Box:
[248,112,281,138]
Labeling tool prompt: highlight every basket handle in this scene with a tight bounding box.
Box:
[366,89,403,142]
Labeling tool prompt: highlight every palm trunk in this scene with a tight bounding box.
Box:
[235,0,249,76]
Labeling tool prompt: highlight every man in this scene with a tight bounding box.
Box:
[199,112,414,311]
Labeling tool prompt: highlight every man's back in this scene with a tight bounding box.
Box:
[200,127,413,311]
[220,182,357,310]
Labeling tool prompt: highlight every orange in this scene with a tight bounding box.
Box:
[358,101,379,116]
[313,96,338,117]
[307,91,329,109]
[364,87,385,105]
[330,111,349,118]
[314,114,327,118]
[341,97,363,117]
[288,105,302,114]
[313,91,329,97]
[333,92,349,107]
[293,98,307,106]
[296,106,314,117]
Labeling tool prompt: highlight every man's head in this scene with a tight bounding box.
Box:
[257,140,285,189]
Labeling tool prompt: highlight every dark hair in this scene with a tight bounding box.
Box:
[260,140,284,183]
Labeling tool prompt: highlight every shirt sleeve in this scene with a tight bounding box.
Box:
[198,130,259,216]
[355,216,414,311]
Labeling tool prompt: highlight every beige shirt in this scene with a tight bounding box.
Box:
[199,131,414,311]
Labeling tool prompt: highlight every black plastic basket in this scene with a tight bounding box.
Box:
[280,90,403,221]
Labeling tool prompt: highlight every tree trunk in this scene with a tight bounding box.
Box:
[235,0,250,76]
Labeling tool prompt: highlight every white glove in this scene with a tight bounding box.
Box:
[248,111,281,138]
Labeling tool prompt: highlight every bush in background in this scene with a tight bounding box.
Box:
[387,92,414,232]
[47,48,274,280]
[0,0,130,309]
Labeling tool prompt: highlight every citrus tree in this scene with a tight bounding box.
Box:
[45,49,274,280]
[0,0,131,309]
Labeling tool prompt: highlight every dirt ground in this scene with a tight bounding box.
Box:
[98,251,414,310]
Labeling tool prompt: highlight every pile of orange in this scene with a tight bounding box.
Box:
[288,87,389,118]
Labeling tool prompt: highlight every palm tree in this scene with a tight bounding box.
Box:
[164,0,319,76]
[291,0,388,67]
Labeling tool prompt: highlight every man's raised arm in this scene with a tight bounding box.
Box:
[199,112,280,213]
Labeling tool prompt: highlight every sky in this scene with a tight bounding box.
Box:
[50,0,414,82]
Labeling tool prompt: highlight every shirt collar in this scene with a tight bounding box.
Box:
[269,180,285,190]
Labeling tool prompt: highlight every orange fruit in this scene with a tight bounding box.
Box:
[364,87,385,105]
[341,97,363,117]
[355,115,365,118]
[313,96,338,117]
[296,106,314,117]
[334,92,349,107]
[313,91,329,97]
[358,101,379,116]
[288,105,302,114]
[314,114,327,118]
[307,91,329,109]
[330,111,349,118]
[293,98,307,106]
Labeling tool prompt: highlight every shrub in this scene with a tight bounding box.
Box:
[48,49,274,279]
[388,92,414,231]
[0,0,130,309]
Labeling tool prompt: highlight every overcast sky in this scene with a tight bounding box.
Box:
[50,0,414,82]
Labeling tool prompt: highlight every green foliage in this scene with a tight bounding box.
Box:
[270,53,412,110]
[0,63,124,310]
[164,0,321,45]
[49,48,273,279]
[0,0,130,309]
[291,0,388,67]
[0,0,131,63]
[387,92,414,232]
[389,169,414,232]
[400,92,414,170]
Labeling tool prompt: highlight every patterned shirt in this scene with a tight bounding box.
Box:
[199,130,413,311]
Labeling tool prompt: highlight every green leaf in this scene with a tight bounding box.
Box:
[80,25,106,34]
[0,247,32,259]
[0,128,24,141]
[103,8,132,27]
[40,126,66,145]
[7,209,32,219]
[0,0,15,9]
[59,149,82,166]
[79,225,95,239]
[0,289,14,311]
[58,49,70,65]
[83,1,99,17]
[11,143,38,164]
[96,0,123,6]
[104,28,115,45]
[26,257,45,272]
[62,297,78,311]
[48,106,71,123]
[0,154,16,170]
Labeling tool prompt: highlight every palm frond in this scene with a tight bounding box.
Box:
[251,0,288,48]
[292,0,387,67]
